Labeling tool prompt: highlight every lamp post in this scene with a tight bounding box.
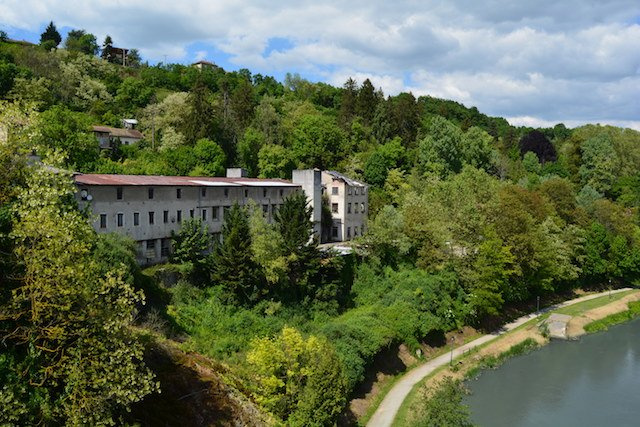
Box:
[609,278,612,299]
[450,336,455,367]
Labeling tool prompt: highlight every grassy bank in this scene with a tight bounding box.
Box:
[584,301,640,333]
[391,289,640,427]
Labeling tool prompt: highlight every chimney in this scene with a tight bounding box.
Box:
[226,168,248,178]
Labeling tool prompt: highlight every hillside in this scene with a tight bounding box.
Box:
[2,37,640,426]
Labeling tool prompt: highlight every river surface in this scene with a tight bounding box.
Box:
[465,317,640,427]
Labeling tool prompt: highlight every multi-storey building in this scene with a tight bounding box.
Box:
[321,171,368,241]
[75,170,299,264]
[74,168,368,264]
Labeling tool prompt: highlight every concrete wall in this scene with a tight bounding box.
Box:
[292,169,323,238]
[77,184,297,264]
[322,173,368,241]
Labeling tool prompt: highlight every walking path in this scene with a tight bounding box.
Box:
[366,288,633,427]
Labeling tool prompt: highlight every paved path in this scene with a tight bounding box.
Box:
[367,288,633,427]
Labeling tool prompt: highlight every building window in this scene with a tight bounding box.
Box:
[347,227,351,238]
[263,188,267,197]
[146,239,155,250]
[161,239,170,257]
[176,188,182,199]
[332,203,338,213]
[348,186,352,195]
[134,212,140,226]
[360,203,365,213]
[244,189,249,198]
[354,226,358,236]
[347,203,352,214]
[272,204,277,215]
[202,209,207,221]
[163,210,169,223]
[117,213,124,227]
[212,206,219,220]
[354,203,359,214]
[116,187,123,200]
[279,189,283,197]
[177,210,182,223]
[190,209,194,218]
[332,227,338,238]
[100,214,107,229]
[149,211,155,225]
[224,188,229,197]
[148,188,154,199]
[262,204,269,216]
[201,188,206,197]
[332,186,338,195]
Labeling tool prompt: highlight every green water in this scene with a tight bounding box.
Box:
[465,317,640,427]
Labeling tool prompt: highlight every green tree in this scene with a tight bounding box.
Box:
[356,78,379,125]
[274,191,321,299]
[237,127,265,177]
[258,143,294,178]
[64,29,99,55]
[2,158,157,425]
[364,137,406,187]
[247,327,347,425]
[413,377,475,427]
[189,138,226,176]
[248,204,287,286]
[171,218,210,266]
[100,35,114,62]
[579,133,619,195]
[210,203,259,303]
[39,21,61,49]
[338,77,358,129]
[183,75,217,145]
[292,114,345,169]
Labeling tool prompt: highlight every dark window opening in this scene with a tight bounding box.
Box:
[116,187,123,200]
[149,211,155,225]
[100,214,107,229]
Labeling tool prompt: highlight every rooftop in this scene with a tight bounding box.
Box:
[324,170,367,187]
[74,173,299,187]
[92,126,143,139]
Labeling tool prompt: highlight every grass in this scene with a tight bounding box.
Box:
[357,372,404,426]
[584,301,640,333]
[387,289,640,427]
[464,338,539,379]
[554,290,636,316]
[357,330,482,426]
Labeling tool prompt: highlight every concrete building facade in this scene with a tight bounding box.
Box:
[321,171,368,241]
[75,168,368,264]
[75,172,299,264]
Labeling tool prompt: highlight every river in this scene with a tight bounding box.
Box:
[465,317,640,427]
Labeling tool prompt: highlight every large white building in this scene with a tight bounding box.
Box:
[75,168,368,264]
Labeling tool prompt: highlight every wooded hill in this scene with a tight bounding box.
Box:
[2,31,640,426]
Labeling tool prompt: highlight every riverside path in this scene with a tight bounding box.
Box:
[367,288,633,427]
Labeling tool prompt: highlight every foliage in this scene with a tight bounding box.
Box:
[210,203,260,303]
[171,218,210,281]
[583,301,640,333]
[39,21,62,48]
[64,29,99,55]
[1,159,157,425]
[519,130,557,163]
[246,327,347,425]
[412,377,475,427]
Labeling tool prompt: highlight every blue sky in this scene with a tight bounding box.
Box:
[1,1,639,129]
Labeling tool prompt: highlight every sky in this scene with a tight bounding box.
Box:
[1,1,639,130]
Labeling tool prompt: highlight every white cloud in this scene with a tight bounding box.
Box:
[1,1,639,128]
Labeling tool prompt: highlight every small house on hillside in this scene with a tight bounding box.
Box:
[192,60,215,70]
[92,124,143,149]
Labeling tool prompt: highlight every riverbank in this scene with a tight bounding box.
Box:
[366,288,639,427]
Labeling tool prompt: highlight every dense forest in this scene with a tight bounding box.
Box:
[2,24,640,425]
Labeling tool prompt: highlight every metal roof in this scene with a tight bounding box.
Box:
[74,173,299,187]
[324,170,367,187]
[92,126,143,139]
